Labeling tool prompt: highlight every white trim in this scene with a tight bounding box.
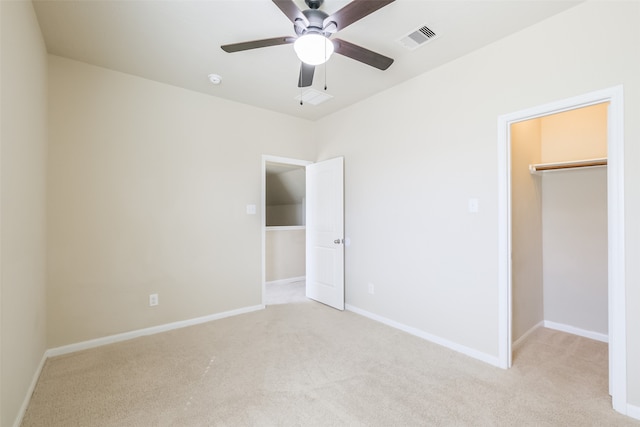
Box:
[605,86,626,414]
[512,321,544,351]
[497,85,626,414]
[262,155,312,168]
[510,320,608,351]
[544,321,608,343]
[261,155,313,308]
[13,352,48,427]
[346,304,500,368]
[497,117,512,369]
[46,305,264,357]
[627,404,640,421]
[265,276,306,286]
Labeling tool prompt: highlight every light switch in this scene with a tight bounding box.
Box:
[246,204,256,215]
[468,198,479,213]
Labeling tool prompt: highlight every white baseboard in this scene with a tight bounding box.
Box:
[13,304,638,424]
[543,320,608,343]
[512,321,544,351]
[265,276,305,286]
[627,403,640,420]
[14,304,264,427]
[345,304,501,368]
[47,304,264,358]
[13,352,48,427]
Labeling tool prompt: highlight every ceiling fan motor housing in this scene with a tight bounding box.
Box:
[305,0,324,9]
[296,8,336,37]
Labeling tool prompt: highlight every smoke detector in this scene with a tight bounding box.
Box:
[208,74,222,85]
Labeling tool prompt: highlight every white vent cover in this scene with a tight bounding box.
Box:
[295,88,333,106]
[397,25,439,50]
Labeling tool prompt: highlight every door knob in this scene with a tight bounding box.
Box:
[334,239,343,244]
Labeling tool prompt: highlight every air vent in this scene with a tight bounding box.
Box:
[295,88,333,106]
[397,25,439,50]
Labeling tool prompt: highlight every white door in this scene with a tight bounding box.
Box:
[306,157,344,310]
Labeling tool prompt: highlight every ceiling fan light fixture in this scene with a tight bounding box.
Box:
[294,33,334,65]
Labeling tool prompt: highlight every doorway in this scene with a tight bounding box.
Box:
[497,86,627,414]
[510,103,608,347]
[261,156,311,306]
[261,155,346,310]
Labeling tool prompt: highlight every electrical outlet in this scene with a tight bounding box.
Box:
[149,293,158,307]
[368,283,375,295]
[468,198,479,213]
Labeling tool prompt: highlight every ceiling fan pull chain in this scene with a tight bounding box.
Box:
[324,38,328,91]
[324,65,328,91]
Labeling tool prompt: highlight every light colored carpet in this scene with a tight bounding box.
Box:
[22,302,638,426]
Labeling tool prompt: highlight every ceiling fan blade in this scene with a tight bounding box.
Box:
[273,0,309,27]
[221,36,296,53]
[324,0,395,32]
[298,62,315,87]
[332,38,393,70]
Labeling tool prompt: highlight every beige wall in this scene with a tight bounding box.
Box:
[266,167,305,226]
[540,104,608,334]
[314,0,640,406]
[265,228,305,282]
[0,1,49,425]
[541,103,608,162]
[266,204,304,226]
[510,120,543,342]
[47,56,316,347]
[542,167,608,333]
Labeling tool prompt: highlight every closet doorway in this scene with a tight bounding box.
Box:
[497,86,626,414]
[261,156,311,305]
[510,103,608,348]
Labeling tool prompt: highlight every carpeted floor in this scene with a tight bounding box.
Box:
[22,297,638,426]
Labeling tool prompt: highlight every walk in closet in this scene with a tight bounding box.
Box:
[511,102,609,345]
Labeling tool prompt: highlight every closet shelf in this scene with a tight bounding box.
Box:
[266,225,305,231]
[529,157,607,174]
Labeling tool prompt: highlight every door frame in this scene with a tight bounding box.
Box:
[497,85,626,413]
[261,155,312,306]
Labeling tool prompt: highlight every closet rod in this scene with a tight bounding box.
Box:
[529,157,607,173]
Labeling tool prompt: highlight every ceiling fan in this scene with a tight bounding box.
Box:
[221,0,395,88]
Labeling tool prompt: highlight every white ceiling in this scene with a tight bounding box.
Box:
[33,0,582,121]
